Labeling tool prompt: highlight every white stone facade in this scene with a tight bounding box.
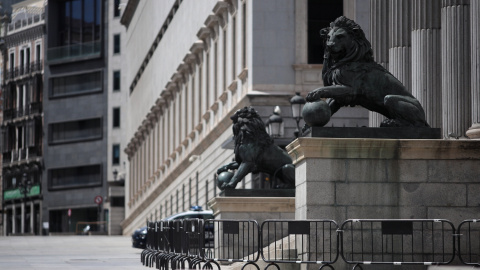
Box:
[119,0,480,233]
[120,0,371,234]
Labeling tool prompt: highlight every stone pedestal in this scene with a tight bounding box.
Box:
[208,196,295,222]
[286,137,480,225]
[207,196,296,269]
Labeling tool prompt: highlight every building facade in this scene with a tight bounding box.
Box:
[104,0,127,235]
[1,0,45,235]
[42,0,109,234]
[120,0,371,234]
[120,0,480,236]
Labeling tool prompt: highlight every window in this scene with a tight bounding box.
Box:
[113,34,120,54]
[58,0,101,46]
[114,0,121,17]
[113,71,120,91]
[49,118,102,144]
[17,126,24,149]
[113,107,120,128]
[111,197,124,207]
[48,164,102,190]
[9,52,14,71]
[112,144,120,165]
[307,0,343,63]
[51,71,102,97]
[35,43,41,62]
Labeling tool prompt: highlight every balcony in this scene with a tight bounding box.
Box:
[47,41,101,64]
[2,145,43,165]
[6,60,43,81]
[3,103,43,121]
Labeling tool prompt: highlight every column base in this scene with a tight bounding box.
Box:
[466,123,480,139]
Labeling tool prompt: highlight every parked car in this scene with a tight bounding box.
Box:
[131,226,148,249]
[131,206,214,249]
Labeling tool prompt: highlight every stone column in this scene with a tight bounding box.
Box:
[441,0,471,139]
[389,0,412,90]
[467,0,480,139]
[412,0,442,128]
[369,0,389,127]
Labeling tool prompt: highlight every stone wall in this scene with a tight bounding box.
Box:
[287,138,480,226]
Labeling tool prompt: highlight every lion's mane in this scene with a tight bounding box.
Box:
[230,107,273,153]
[322,16,374,86]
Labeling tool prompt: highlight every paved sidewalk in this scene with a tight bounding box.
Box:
[0,235,146,270]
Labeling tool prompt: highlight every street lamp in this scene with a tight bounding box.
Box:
[267,106,283,138]
[290,92,306,138]
[113,169,118,181]
[18,173,32,199]
[17,173,32,234]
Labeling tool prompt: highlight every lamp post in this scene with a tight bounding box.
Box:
[267,106,284,138]
[113,169,118,181]
[290,92,306,138]
[17,173,31,234]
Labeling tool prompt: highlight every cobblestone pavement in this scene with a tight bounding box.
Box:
[0,236,146,270]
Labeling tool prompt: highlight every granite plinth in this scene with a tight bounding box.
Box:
[286,137,480,225]
[219,189,295,197]
[307,127,441,139]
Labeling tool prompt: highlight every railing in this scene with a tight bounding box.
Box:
[3,103,43,121]
[205,220,259,266]
[261,220,339,269]
[6,60,43,80]
[339,219,456,269]
[141,219,220,269]
[457,219,480,267]
[47,41,101,64]
[140,219,479,270]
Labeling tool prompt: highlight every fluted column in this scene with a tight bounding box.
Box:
[441,0,471,138]
[389,0,412,90]
[369,0,389,127]
[467,0,480,139]
[412,0,442,128]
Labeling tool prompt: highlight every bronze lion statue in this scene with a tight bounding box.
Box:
[306,16,430,127]
[216,107,295,190]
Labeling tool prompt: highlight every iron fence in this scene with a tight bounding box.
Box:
[339,219,456,269]
[204,219,260,269]
[457,219,480,267]
[261,219,339,269]
[141,219,219,269]
[139,218,479,269]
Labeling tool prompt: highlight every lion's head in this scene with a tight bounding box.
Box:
[321,16,374,84]
[230,107,273,150]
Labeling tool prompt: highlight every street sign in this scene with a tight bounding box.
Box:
[94,195,103,205]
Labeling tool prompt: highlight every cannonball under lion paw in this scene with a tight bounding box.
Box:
[302,100,331,127]
[217,171,234,190]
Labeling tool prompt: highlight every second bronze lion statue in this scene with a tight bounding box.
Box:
[217,107,295,190]
[306,16,430,127]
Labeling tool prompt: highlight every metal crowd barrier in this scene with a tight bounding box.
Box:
[261,220,339,269]
[339,219,456,269]
[141,219,217,269]
[204,219,260,269]
[457,219,480,267]
[140,218,479,269]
